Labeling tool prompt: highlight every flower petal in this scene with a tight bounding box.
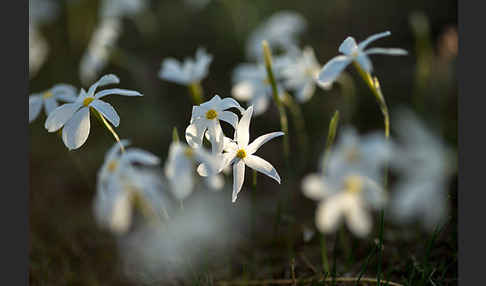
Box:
[316,196,345,234]
[123,148,160,165]
[104,140,130,162]
[364,48,408,56]
[219,97,244,112]
[301,173,330,200]
[109,190,133,234]
[338,36,358,55]
[43,96,59,115]
[205,174,224,191]
[244,155,281,184]
[87,74,120,96]
[29,95,43,123]
[90,99,120,127]
[207,120,225,154]
[44,102,82,132]
[51,84,78,102]
[232,81,255,101]
[317,55,352,86]
[246,131,284,155]
[159,58,188,84]
[165,148,194,201]
[344,196,372,237]
[251,94,270,116]
[232,159,246,203]
[356,54,373,73]
[185,121,207,148]
[94,88,142,99]
[62,107,91,150]
[218,111,239,129]
[357,31,391,50]
[236,106,253,148]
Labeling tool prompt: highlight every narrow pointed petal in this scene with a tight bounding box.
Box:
[357,31,391,50]
[110,190,132,234]
[29,95,43,123]
[232,159,246,203]
[207,120,225,154]
[344,197,372,237]
[236,106,253,148]
[88,74,120,96]
[43,96,59,115]
[338,37,358,55]
[94,88,142,99]
[51,84,77,102]
[159,58,188,84]
[246,131,284,155]
[185,121,207,148]
[105,140,130,161]
[219,97,244,112]
[316,196,345,234]
[301,174,330,200]
[194,147,218,176]
[219,111,239,129]
[356,54,373,73]
[165,148,194,200]
[62,107,91,150]
[244,155,281,184]
[44,102,82,132]
[364,47,408,56]
[317,55,352,86]
[90,99,120,127]
[123,148,160,165]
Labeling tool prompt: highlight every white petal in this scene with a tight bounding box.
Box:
[246,131,284,155]
[236,106,253,148]
[232,81,255,101]
[43,96,59,115]
[200,94,221,109]
[317,55,352,86]
[205,174,224,191]
[90,99,120,127]
[301,174,329,200]
[193,147,218,176]
[207,120,224,154]
[44,102,82,132]
[316,198,344,234]
[123,148,160,165]
[88,74,120,96]
[295,80,316,103]
[51,84,78,102]
[185,121,207,148]
[357,31,391,50]
[338,36,358,55]
[159,58,188,84]
[232,159,246,203]
[95,88,142,99]
[251,94,270,116]
[218,111,238,129]
[365,48,408,56]
[244,155,281,184]
[104,140,130,162]
[344,196,372,237]
[29,95,43,123]
[219,97,244,112]
[62,107,91,150]
[356,54,373,73]
[110,190,132,234]
[165,151,194,201]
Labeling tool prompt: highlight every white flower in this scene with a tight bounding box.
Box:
[29,84,77,123]
[100,0,147,18]
[185,94,244,154]
[159,47,213,86]
[218,106,283,203]
[94,140,166,234]
[317,31,408,86]
[79,18,122,85]
[388,109,455,230]
[246,10,307,60]
[44,74,142,150]
[280,47,332,103]
[164,142,222,201]
[29,24,48,78]
[231,62,285,116]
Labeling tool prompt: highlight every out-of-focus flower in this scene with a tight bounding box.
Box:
[217,106,283,203]
[246,10,307,60]
[164,141,222,201]
[388,109,455,230]
[44,74,142,150]
[317,31,407,86]
[185,94,243,154]
[159,48,213,86]
[79,18,122,85]
[280,46,331,103]
[29,84,77,123]
[94,140,167,234]
[100,0,148,18]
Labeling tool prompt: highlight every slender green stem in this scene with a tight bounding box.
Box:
[93,108,125,152]
[320,233,330,274]
[172,126,180,143]
[281,93,309,168]
[188,82,204,105]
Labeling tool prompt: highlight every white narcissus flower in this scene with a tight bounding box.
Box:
[44,74,142,150]
[29,84,77,123]
[218,106,284,203]
[94,140,166,234]
[317,31,408,86]
[280,47,331,103]
[159,48,213,86]
[185,94,244,154]
[164,142,221,201]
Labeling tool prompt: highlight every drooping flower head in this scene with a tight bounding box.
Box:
[159,48,213,86]
[29,84,77,123]
[44,74,142,150]
[317,31,407,86]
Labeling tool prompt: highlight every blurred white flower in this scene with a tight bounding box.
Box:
[164,141,222,201]
[79,18,122,85]
[29,24,48,78]
[44,74,142,150]
[94,140,166,234]
[159,47,213,86]
[388,109,455,230]
[29,84,77,123]
[246,10,307,60]
[280,47,332,103]
[231,62,286,116]
[100,0,147,18]
[317,31,408,86]
[185,94,243,154]
[218,106,283,203]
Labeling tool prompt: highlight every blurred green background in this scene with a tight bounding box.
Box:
[29,0,457,284]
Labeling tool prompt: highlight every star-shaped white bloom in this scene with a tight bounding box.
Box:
[246,10,307,60]
[164,142,222,201]
[280,46,331,103]
[217,106,283,203]
[29,84,77,123]
[94,140,166,234]
[159,47,213,86]
[317,31,408,86]
[185,94,244,154]
[44,74,142,150]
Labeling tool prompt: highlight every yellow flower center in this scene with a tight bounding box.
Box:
[107,160,118,173]
[344,175,363,194]
[184,148,194,157]
[83,97,95,107]
[42,91,54,99]
[206,109,218,120]
[236,149,246,159]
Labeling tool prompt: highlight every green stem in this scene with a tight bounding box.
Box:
[188,82,204,105]
[172,126,180,143]
[320,233,330,274]
[281,93,308,168]
[93,108,125,152]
